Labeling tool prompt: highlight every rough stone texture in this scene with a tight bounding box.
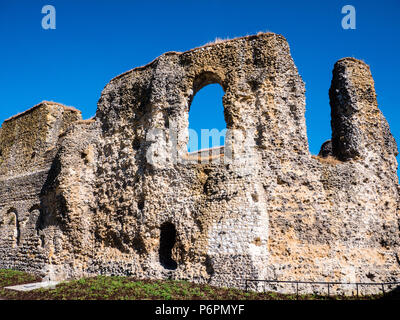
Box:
[0,33,399,294]
[318,140,332,158]
[0,102,81,277]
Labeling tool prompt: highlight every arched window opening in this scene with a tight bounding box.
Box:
[30,205,45,248]
[35,208,46,236]
[187,83,226,153]
[159,222,178,270]
[7,208,20,246]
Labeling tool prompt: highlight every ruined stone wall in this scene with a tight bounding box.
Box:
[0,102,81,277]
[0,33,399,294]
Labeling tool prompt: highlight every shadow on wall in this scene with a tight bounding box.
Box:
[381,285,400,300]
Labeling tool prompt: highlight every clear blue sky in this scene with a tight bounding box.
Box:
[1,0,399,171]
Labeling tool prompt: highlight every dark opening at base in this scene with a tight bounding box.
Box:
[159,222,178,270]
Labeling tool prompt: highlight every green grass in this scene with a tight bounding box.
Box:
[0,269,395,300]
[0,269,40,287]
[0,269,41,299]
[1,274,279,300]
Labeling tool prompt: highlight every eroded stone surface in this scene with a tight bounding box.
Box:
[0,33,399,293]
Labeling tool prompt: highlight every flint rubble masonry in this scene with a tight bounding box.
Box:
[0,33,399,294]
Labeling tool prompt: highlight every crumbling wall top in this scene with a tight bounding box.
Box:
[0,101,82,177]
